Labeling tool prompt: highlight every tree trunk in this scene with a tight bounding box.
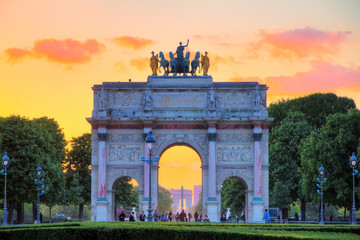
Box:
[79,204,84,220]
[8,201,14,225]
[49,206,52,223]
[281,208,288,222]
[301,199,306,221]
[33,203,37,223]
[16,202,24,224]
[344,208,346,221]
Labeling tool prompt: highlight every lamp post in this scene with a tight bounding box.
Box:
[35,164,44,224]
[142,131,159,221]
[317,164,326,225]
[349,152,358,225]
[1,152,10,226]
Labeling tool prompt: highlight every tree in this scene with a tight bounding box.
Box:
[34,117,66,222]
[0,116,64,224]
[268,93,355,130]
[114,177,139,210]
[64,133,91,219]
[158,185,173,213]
[221,177,245,217]
[269,112,313,220]
[300,110,360,221]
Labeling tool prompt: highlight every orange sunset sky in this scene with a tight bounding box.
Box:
[1,1,360,191]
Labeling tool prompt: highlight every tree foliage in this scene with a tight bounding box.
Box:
[0,116,66,223]
[114,177,139,210]
[221,177,245,217]
[300,110,360,211]
[157,185,173,213]
[64,133,91,219]
[269,112,313,209]
[194,189,203,214]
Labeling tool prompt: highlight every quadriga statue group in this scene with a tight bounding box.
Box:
[150,40,210,76]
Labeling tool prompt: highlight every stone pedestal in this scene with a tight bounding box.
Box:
[206,200,219,222]
[95,200,109,222]
[252,201,265,222]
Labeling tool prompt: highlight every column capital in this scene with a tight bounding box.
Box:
[253,133,262,142]
[208,133,217,141]
[98,133,107,141]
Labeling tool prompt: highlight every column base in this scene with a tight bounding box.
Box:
[95,199,109,222]
[252,200,265,223]
[206,199,219,222]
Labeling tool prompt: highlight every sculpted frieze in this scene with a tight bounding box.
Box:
[109,91,143,108]
[109,144,142,162]
[216,145,251,162]
[217,134,252,143]
[216,91,253,108]
[153,92,207,108]
[109,134,143,143]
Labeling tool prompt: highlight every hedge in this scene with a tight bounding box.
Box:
[0,222,359,240]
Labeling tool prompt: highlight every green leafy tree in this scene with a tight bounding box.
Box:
[221,177,245,217]
[114,177,139,210]
[158,185,173,213]
[0,116,63,224]
[268,93,355,130]
[34,117,66,222]
[269,112,313,219]
[64,133,91,219]
[301,110,360,221]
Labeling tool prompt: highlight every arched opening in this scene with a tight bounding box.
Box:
[221,177,247,222]
[113,176,139,221]
[159,145,202,221]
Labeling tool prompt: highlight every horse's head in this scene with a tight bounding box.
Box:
[195,52,200,59]
[159,51,164,59]
[169,52,175,60]
[185,52,190,59]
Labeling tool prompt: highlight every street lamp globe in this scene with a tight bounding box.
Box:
[145,131,156,150]
[350,152,358,168]
[36,164,42,177]
[318,164,325,177]
[2,152,10,168]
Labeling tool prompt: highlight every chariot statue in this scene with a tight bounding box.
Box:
[150,40,210,77]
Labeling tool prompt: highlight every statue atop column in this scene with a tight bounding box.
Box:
[208,86,216,110]
[175,39,189,59]
[150,51,159,76]
[201,51,210,76]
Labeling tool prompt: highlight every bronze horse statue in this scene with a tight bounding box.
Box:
[191,51,201,76]
[159,51,169,76]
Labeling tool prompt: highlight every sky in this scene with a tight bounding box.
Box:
[1,0,360,191]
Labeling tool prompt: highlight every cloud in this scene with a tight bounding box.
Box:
[4,38,105,64]
[5,48,32,63]
[130,57,148,72]
[112,36,153,49]
[211,53,242,71]
[33,38,105,64]
[251,27,351,60]
[266,61,360,95]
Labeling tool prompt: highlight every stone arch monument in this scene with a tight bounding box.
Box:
[87,75,272,222]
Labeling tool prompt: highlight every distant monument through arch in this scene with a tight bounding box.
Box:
[87,43,272,222]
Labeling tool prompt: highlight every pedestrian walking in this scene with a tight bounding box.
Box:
[168,210,173,222]
[139,211,146,221]
[262,209,271,223]
[220,213,226,222]
[153,210,159,221]
[119,211,126,221]
[179,210,186,222]
[160,211,168,222]
[194,211,199,222]
[188,212,192,222]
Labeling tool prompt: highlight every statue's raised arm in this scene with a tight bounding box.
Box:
[175,40,189,59]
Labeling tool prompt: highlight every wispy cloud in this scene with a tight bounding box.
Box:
[266,61,360,94]
[250,27,351,61]
[4,38,105,65]
[112,36,153,49]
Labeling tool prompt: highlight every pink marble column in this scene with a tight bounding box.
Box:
[143,141,150,200]
[97,129,107,200]
[208,131,217,200]
[253,125,262,201]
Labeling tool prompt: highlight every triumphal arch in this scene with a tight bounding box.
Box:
[88,45,272,222]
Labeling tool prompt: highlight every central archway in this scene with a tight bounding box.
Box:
[159,145,202,217]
